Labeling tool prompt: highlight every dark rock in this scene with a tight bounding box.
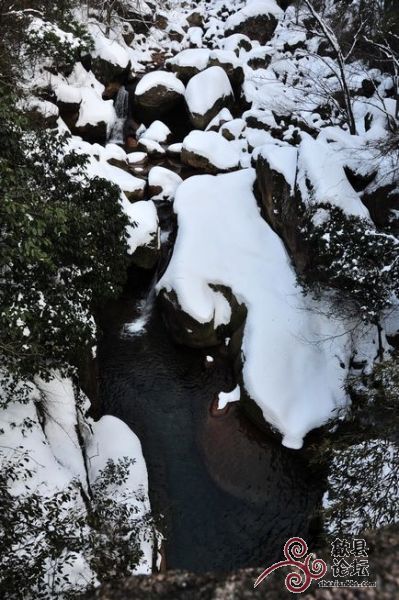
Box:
[86,525,399,599]
[130,232,159,270]
[73,121,108,145]
[186,11,204,28]
[181,147,237,174]
[255,153,311,273]
[226,14,278,46]
[158,285,247,348]
[91,57,131,86]
[135,80,185,122]
[362,184,399,232]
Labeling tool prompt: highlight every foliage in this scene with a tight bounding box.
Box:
[300,204,399,322]
[0,456,154,599]
[310,357,399,536]
[0,94,130,393]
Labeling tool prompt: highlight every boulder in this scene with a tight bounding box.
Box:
[208,50,244,88]
[166,49,210,82]
[140,120,172,144]
[135,71,185,120]
[158,285,247,348]
[148,166,183,201]
[181,130,240,174]
[223,33,253,54]
[225,0,284,45]
[185,66,234,130]
[255,145,312,273]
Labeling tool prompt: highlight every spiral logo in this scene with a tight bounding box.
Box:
[254,537,327,593]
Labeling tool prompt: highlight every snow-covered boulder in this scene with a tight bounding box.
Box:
[185,66,234,130]
[223,33,253,55]
[140,120,172,144]
[181,131,241,174]
[90,32,131,84]
[121,198,160,269]
[225,0,284,45]
[220,118,246,141]
[209,50,244,87]
[137,138,166,157]
[206,108,234,132]
[166,48,211,82]
[148,166,183,201]
[157,168,353,449]
[135,71,185,119]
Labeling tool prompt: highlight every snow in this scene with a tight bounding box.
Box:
[135,71,185,96]
[149,166,183,201]
[218,385,241,410]
[103,143,128,163]
[87,158,146,197]
[185,66,233,118]
[183,130,241,171]
[157,169,353,449]
[206,107,234,131]
[138,138,166,155]
[85,415,153,574]
[166,48,210,70]
[256,144,298,193]
[141,120,171,143]
[120,199,160,255]
[225,0,284,30]
[91,30,130,69]
[297,135,371,219]
[127,152,148,164]
[76,88,116,129]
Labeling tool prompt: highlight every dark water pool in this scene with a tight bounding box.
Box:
[97,282,322,573]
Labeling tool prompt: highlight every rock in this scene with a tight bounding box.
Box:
[126,200,160,270]
[102,81,121,100]
[205,107,234,132]
[166,143,183,158]
[185,66,234,130]
[87,526,399,599]
[166,49,210,83]
[208,50,244,88]
[135,71,185,120]
[181,131,241,174]
[148,166,183,201]
[74,121,108,145]
[246,46,273,70]
[362,185,399,233]
[24,98,59,129]
[154,12,169,30]
[186,10,204,28]
[158,285,247,348]
[220,118,246,141]
[223,33,253,54]
[92,57,131,86]
[137,138,166,157]
[255,146,313,273]
[140,120,172,144]
[225,0,284,45]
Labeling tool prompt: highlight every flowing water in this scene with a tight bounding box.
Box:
[108,86,129,144]
[97,272,323,573]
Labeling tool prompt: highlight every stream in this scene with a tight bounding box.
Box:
[97,273,322,573]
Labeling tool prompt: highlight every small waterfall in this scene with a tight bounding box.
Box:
[123,277,157,337]
[108,86,129,144]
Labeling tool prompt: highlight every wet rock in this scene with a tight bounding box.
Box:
[158,285,247,348]
[102,81,121,101]
[185,66,234,130]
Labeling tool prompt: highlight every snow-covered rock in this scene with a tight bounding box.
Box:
[135,71,185,118]
[182,130,241,173]
[121,198,160,268]
[166,48,211,82]
[148,166,183,201]
[185,66,234,129]
[140,120,172,144]
[225,0,284,45]
[157,169,354,449]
